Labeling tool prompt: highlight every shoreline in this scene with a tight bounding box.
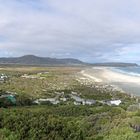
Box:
[79,67,140,96]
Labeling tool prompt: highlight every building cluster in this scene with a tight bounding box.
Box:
[71,94,96,105]
[33,91,122,106]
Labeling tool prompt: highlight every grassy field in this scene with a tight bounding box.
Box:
[0,66,82,98]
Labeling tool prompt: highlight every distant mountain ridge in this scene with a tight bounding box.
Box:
[92,62,138,67]
[0,55,138,67]
[0,55,85,66]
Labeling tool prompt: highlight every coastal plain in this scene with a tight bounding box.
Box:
[1,65,140,140]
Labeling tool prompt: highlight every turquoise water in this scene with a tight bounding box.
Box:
[111,66,140,77]
[110,66,140,96]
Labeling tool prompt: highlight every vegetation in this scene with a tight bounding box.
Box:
[0,66,80,98]
[0,66,139,139]
[0,105,140,140]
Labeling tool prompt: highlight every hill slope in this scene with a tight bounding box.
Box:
[0,55,85,66]
[0,55,138,67]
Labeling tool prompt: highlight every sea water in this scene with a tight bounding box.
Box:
[111,66,140,77]
[110,66,140,96]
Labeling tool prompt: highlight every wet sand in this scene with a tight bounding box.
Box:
[80,67,140,96]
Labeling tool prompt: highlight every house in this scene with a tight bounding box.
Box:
[21,74,37,79]
[71,94,96,105]
[73,99,96,106]
[71,91,78,95]
[107,100,122,106]
[83,99,96,105]
[70,94,84,102]
[74,101,82,105]
[34,98,60,105]
[60,98,67,102]
[6,91,17,95]
[71,94,84,105]
[0,74,8,82]
[0,94,16,104]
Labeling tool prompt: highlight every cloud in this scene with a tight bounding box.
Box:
[0,0,140,62]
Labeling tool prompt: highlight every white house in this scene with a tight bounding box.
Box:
[34,98,60,105]
[107,100,122,106]
[74,101,82,105]
[60,98,67,102]
[83,99,96,105]
[0,74,8,82]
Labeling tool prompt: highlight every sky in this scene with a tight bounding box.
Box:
[0,0,140,63]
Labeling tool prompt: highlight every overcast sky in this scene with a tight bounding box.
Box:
[0,0,140,63]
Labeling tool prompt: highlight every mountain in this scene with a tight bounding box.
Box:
[92,62,138,67]
[0,55,138,67]
[0,55,85,66]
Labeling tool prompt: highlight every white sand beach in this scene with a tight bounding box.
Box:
[81,67,140,84]
[80,67,140,96]
[80,70,102,82]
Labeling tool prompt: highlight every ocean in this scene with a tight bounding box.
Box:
[110,66,140,96]
[111,66,140,77]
